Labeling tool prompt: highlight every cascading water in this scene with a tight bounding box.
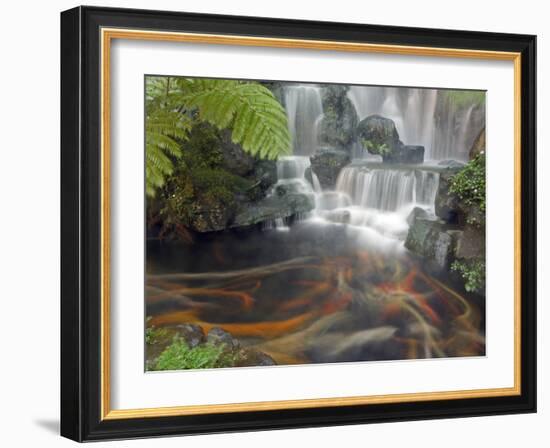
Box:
[347,86,484,161]
[329,165,440,241]
[335,167,439,212]
[284,85,324,156]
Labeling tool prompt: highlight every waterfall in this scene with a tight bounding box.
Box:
[277,156,311,181]
[335,166,439,212]
[347,86,484,161]
[284,85,323,156]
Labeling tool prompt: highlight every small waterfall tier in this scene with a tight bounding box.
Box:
[284,85,323,156]
[335,165,439,212]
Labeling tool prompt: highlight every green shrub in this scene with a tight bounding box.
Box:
[158,123,253,228]
[151,337,237,371]
[451,259,486,294]
[145,319,169,345]
[449,153,486,213]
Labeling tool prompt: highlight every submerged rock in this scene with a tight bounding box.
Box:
[309,149,351,189]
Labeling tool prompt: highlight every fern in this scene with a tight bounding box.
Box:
[145,108,192,196]
[178,79,291,160]
[145,77,291,197]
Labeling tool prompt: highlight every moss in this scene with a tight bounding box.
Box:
[449,153,486,216]
[451,259,486,294]
[150,337,237,371]
[362,139,391,156]
[158,123,254,229]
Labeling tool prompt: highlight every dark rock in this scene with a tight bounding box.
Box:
[357,115,400,155]
[187,204,234,233]
[207,327,235,347]
[455,225,485,259]
[319,85,358,151]
[435,170,463,224]
[469,127,486,160]
[309,149,351,189]
[253,160,277,193]
[234,348,277,367]
[384,145,425,164]
[406,207,429,226]
[219,129,255,176]
[404,216,458,271]
[356,115,424,163]
[175,323,205,348]
[231,192,314,228]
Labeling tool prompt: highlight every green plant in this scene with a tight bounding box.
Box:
[158,123,254,229]
[451,259,486,294]
[145,76,291,196]
[449,153,486,213]
[145,318,169,345]
[441,90,486,108]
[362,139,390,156]
[151,337,237,370]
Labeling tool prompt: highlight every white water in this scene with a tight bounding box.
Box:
[284,86,324,156]
[347,86,483,161]
[272,84,478,252]
[273,156,439,251]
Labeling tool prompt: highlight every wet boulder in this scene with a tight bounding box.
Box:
[434,170,464,224]
[356,115,400,155]
[404,216,459,272]
[319,85,358,152]
[175,323,205,348]
[207,327,239,349]
[231,191,314,229]
[309,149,351,189]
[234,348,277,367]
[356,115,424,164]
[384,144,425,164]
[406,206,429,226]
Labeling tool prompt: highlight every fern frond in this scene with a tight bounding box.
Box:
[180,79,291,160]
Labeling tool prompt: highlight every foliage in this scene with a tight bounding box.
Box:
[145,76,290,196]
[159,124,254,229]
[441,90,486,108]
[145,318,169,345]
[362,139,390,156]
[145,77,193,196]
[177,78,291,160]
[449,153,486,213]
[451,259,486,294]
[150,337,236,371]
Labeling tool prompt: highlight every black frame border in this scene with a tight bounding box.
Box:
[61,6,536,442]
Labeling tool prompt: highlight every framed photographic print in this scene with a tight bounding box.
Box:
[60,6,536,441]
